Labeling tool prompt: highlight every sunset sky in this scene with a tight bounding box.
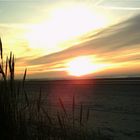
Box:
[0,0,140,79]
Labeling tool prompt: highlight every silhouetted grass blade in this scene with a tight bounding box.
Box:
[59,97,67,117]
[0,37,2,59]
[80,104,83,126]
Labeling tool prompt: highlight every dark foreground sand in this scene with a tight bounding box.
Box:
[25,78,140,140]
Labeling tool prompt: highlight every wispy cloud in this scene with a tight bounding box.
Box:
[100,6,140,10]
[95,0,140,10]
[94,0,104,6]
[29,15,140,64]
[1,10,140,78]
[25,14,140,78]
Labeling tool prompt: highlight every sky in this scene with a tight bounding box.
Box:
[0,0,140,79]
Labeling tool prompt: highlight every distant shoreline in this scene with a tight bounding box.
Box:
[1,77,140,85]
[26,77,140,81]
[17,77,140,86]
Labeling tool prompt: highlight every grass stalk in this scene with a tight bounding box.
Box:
[59,97,67,117]
[72,95,75,128]
[80,104,83,126]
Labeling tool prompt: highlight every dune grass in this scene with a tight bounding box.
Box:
[0,38,113,140]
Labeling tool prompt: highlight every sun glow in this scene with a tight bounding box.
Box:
[67,56,109,77]
[67,56,94,76]
[26,4,109,53]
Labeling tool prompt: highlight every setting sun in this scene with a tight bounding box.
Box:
[67,56,111,77]
[67,56,94,76]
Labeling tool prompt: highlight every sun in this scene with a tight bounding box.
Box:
[67,56,94,76]
[66,55,111,77]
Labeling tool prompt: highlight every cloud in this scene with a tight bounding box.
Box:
[94,0,104,7]
[95,0,140,10]
[9,14,139,78]
[28,14,140,66]
[0,23,45,61]
[100,6,140,10]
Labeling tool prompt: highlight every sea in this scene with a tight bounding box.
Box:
[24,78,140,140]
